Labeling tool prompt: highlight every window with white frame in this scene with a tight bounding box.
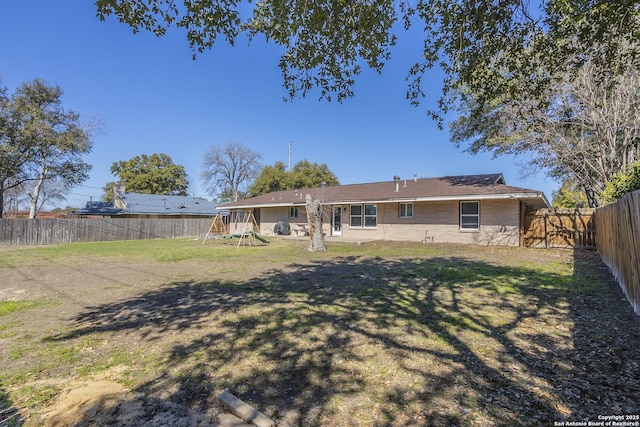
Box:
[399,202,414,218]
[364,204,377,227]
[350,205,362,227]
[350,204,377,228]
[460,201,479,230]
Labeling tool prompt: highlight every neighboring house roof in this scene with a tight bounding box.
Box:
[219,173,551,210]
[116,192,219,216]
[73,193,222,216]
[72,201,123,216]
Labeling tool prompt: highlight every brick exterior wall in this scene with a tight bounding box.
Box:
[243,198,522,246]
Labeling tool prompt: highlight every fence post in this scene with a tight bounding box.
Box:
[544,212,549,249]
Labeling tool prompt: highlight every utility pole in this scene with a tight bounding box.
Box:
[288,141,292,171]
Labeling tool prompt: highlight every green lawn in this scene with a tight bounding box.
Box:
[0,239,637,426]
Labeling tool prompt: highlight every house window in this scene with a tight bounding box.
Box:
[460,201,479,230]
[289,206,298,219]
[350,205,362,227]
[399,203,413,218]
[350,204,377,228]
[364,204,377,227]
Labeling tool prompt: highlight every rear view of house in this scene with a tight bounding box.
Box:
[218,174,550,246]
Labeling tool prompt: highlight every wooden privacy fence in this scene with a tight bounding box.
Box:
[596,190,640,315]
[0,217,214,246]
[522,209,596,248]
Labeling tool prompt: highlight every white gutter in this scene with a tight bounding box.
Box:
[325,192,547,204]
[220,202,294,209]
[412,192,547,203]
[222,192,551,210]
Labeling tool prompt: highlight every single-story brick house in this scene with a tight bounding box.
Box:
[218,173,551,246]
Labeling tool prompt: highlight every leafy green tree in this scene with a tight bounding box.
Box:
[248,160,339,196]
[248,161,289,196]
[552,180,589,209]
[0,79,93,218]
[451,39,640,207]
[201,141,262,202]
[95,1,640,114]
[0,83,22,218]
[289,160,339,190]
[601,163,640,205]
[96,1,639,207]
[104,153,189,201]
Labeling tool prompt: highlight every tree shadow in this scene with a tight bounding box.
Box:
[562,248,640,420]
[0,386,22,426]
[46,250,640,426]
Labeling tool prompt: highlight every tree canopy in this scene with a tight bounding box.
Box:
[0,79,93,218]
[600,162,640,205]
[451,38,640,207]
[96,0,640,205]
[551,179,589,209]
[95,1,640,109]
[249,160,340,197]
[104,153,189,201]
[248,161,289,196]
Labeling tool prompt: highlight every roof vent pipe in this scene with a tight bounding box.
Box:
[414,173,418,182]
[394,175,401,192]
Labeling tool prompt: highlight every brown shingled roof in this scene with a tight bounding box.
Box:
[219,173,550,210]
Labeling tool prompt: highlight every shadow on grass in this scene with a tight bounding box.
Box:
[562,249,640,419]
[0,385,22,426]
[48,250,640,426]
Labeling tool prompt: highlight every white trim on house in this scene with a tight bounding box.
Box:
[221,191,549,209]
[216,203,292,210]
[218,174,550,246]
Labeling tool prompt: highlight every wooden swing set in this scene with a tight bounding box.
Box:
[203,210,269,247]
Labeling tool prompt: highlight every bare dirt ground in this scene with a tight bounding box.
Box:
[1,241,640,426]
[1,258,230,426]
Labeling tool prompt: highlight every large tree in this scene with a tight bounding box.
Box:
[451,40,640,207]
[289,160,340,190]
[248,161,289,196]
[0,83,35,218]
[0,79,93,218]
[201,141,262,202]
[104,153,189,201]
[0,84,15,217]
[95,1,640,111]
[249,160,339,196]
[96,0,640,205]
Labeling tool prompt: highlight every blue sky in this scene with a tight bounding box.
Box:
[1,1,557,208]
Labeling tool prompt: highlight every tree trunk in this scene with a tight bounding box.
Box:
[305,194,327,251]
[23,174,44,219]
[0,184,4,219]
[28,181,41,219]
[584,187,600,208]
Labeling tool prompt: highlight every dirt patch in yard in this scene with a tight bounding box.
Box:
[1,240,639,426]
[1,254,242,427]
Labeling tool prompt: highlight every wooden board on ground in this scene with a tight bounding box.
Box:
[216,390,275,427]
[212,413,254,427]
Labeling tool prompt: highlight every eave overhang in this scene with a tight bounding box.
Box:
[222,191,551,210]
